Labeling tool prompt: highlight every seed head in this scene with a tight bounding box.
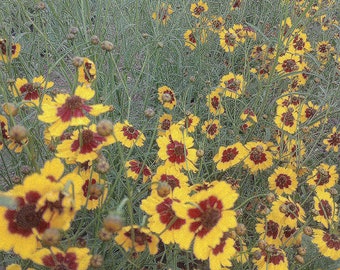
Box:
[2,103,19,116]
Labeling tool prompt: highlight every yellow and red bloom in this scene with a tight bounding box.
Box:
[312,229,340,260]
[56,124,115,163]
[313,190,338,229]
[256,218,282,246]
[0,38,21,63]
[219,72,245,99]
[114,120,145,148]
[274,106,298,134]
[0,115,9,150]
[307,163,338,191]
[244,141,273,174]
[158,85,176,110]
[208,16,225,33]
[276,53,302,79]
[140,188,191,249]
[178,113,200,133]
[207,89,224,115]
[39,85,110,137]
[268,196,305,228]
[252,246,288,270]
[323,127,340,152]
[287,30,311,55]
[208,233,236,270]
[232,24,246,43]
[172,181,238,260]
[219,28,238,53]
[31,246,91,270]
[190,0,208,18]
[9,76,54,106]
[78,57,96,84]
[152,3,174,25]
[240,108,257,123]
[158,113,172,136]
[300,101,321,127]
[184,29,198,50]
[213,142,248,171]
[125,160,152,183]
[268,167,298,195]
[151,165,189,192]
[115,225,159,255]
[157,124,198,171]
[201,119,221,139]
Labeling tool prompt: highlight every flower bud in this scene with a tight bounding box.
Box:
[236,223,247,236]
[303,226,313,236]
[98,227,112,241]
[41,228,61,246]
[266,192,275,203]
[2,103,19,116]
[157,182,171,198]
[258,239,267,250]
[196,149,204,157]
[97,119,113,136]
[297,246,306,256]
[101,41,114,51]
[36,2,46,10]
[295,254,304,264]
[103,213,124,233]
[66,33,76,40]
[162,93,172,102]
[91,35,100,45]
[91,254,104,268]
[144,108,155,119]
[253,250,262,260]
[69,26,79,35]
[9,125,27,142]
[72,56,84,67]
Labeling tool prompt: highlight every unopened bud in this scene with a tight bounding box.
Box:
[279,203,288,214]
[297,246,306,256]
[196,149,204,157]
[236,223,247,236]
[295,254,304,264]
[20,165,31,175]
[253,250,262,260]
[101,41,114,51]
[9,125,27,142]
[76,237,87,248]
[90,254,104,268]
[72,56,84,67]
[98,227,112,241]
[69,26,79,35]
[162,93,172,102]
[97,119,113,136]
[42,228,61,246]
[329,187,338,196]
[103,213,124,233]
[144,108,155,119]
[157,42,164,48]
[2,103,19,116]
[36,2,46,10]
[97,159,110,174]
[89,184,103,199]
[91,35,100,45]
[189,76,196,82]
[266,193,275,203]
[157,182,171,197]
[303,226,313,236]
[258,239,267,250]
[66,33,76,40]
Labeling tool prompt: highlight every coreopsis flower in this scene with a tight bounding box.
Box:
[208,16,225,33]
[268,167,298,195]
[244,141,273,174]
[240,108,257,123]
[31,247,91,270]
[152,3,174,25]
[219,28,238,53]
[323,127,340,152]
[268,196,305,228]
[313,190,338,229]
[184,29,197,50]
[208,233,236,270]
[56,124,115,163]
[316,41,334,64]
[300,101,322,127]
[252,246,288,270]
[276,53,302,79]
[319,14,339,31]
[276,92,304,108]
[78,57,96,84]
[0,38,21,63]
[158,85,176,110]
[8,76,54,106]
[256,218,282,246]
[230,0,242,10]
[115,225,159,254]
[0,115,9,150]
[113,120,145,148]
[274,106,298,134]
[178,113,200,133]
[158,113,172,136]
[172,181,238,260]
[312,229,340,260]
[125,160,152,183]
[201,119,221,139]
[157,124,198,171]
[219,72,245,99]
[77,169,108,210]
[281,17,292,37]
[151,165,189,192]
[190,0,208,18]
[233,238,248,264]
[38,85,111,137]
[213,142,248,171]
[250,45,267,60]
[243,25,257,40]
[140,188,191,249]
[250,60,272,80]
[307,163,338,191]
[206,89,224,115]
[0,175,66,258]
[287,29,311,55]
[232,24,246,43]
[281,225,302,247]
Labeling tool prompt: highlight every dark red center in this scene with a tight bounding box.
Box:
[318,200,332,218]
[249,147,267,164]
[206,123,218,136]
[166,140,188,164]
[156,198,186,230]
[161,119,171,130]
[280,111,295,127]
[323,233,340,251]
[193,6,205,15]
[282,59,297,73]
[160,174,180,189]
[275,174,292,189]
[266,220,279,239]
[122,126,139,140]
[124,228,152,245]
[42,252,78,270]
[221,147,238,163]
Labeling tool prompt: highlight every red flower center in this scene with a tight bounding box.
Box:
[156,198,186,230]
[83,62,95,82]
[42,252,78,270]
[71,130,105,154]
[226,79,240,92]
[1,121,9,139]
[0,39,17,55]
[211,96,220,109]
[283,225,296,238]
[212,233,228,255]
[221,147,238,163]
[315,170,330,186]
[161,119,171,130]
[160,174,180,189]
[193,6,205,15]
[189,33,196,44]
[206,123,218,136]
[249,147,267,164]
[323,233,340,250]
[328,132,340,146]
[57,95,92,122]
[280,111,295,127]
[284,202,300,219]
[282,59,297,73]
[266,220,279,239]
[212,20,222,30]
[166,140,188,164]
[305,107,316,119]
[293,36,305,50]
[318,200,332,218]
[82,179,98,200]
[275,174,292,189]
[265,248,285,265]
[224,33,236,46]
[122,126,139,140]
[20,83,41,100]
[124,228,152,245]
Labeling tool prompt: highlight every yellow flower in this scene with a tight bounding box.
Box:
[276,53,302,79]
[201,119,221,139]
[240,108,257,123]
[158,113,172,136]
[125,160,152,183]
[252,246,288,270]
[219,72,245,99]
[190,0,208,18]
[151,165,189,192]
[115,225,159,254]
[208,233,236,270]
[172,181,238,260]
[256,218,282,246]
[0,38,21,63]
[78,57,96,84]
[268,166,298,195]
[206,89,224,115]
[184,29,198,50]
[287,29,311,55]
[232,24,246,43]
[208,16,225,33]
[157,124,198,171]
[323,127,340,152]
[213,142,248,171]
[158,85,176,109]
[31,246,92,270]
[274,106,298,134]
[244,141,273,174]
[312,229,340,260]
[113,120,145,148]
[307,163,338,191]
[38,85,111,137]
[177,113,200,133]
[152,3,174,25]
[219,28,238,53]
[313,190,338,229]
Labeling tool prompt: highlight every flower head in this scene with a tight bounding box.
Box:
[158,86,176,110]
[0,39,21,63]
[78,58,96,84]
[190,0,208,18]
[114,120,145,148]
[312,229,340,260]
[323,127,340,152]
[268,166,298,195]
[213,142,248,171]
